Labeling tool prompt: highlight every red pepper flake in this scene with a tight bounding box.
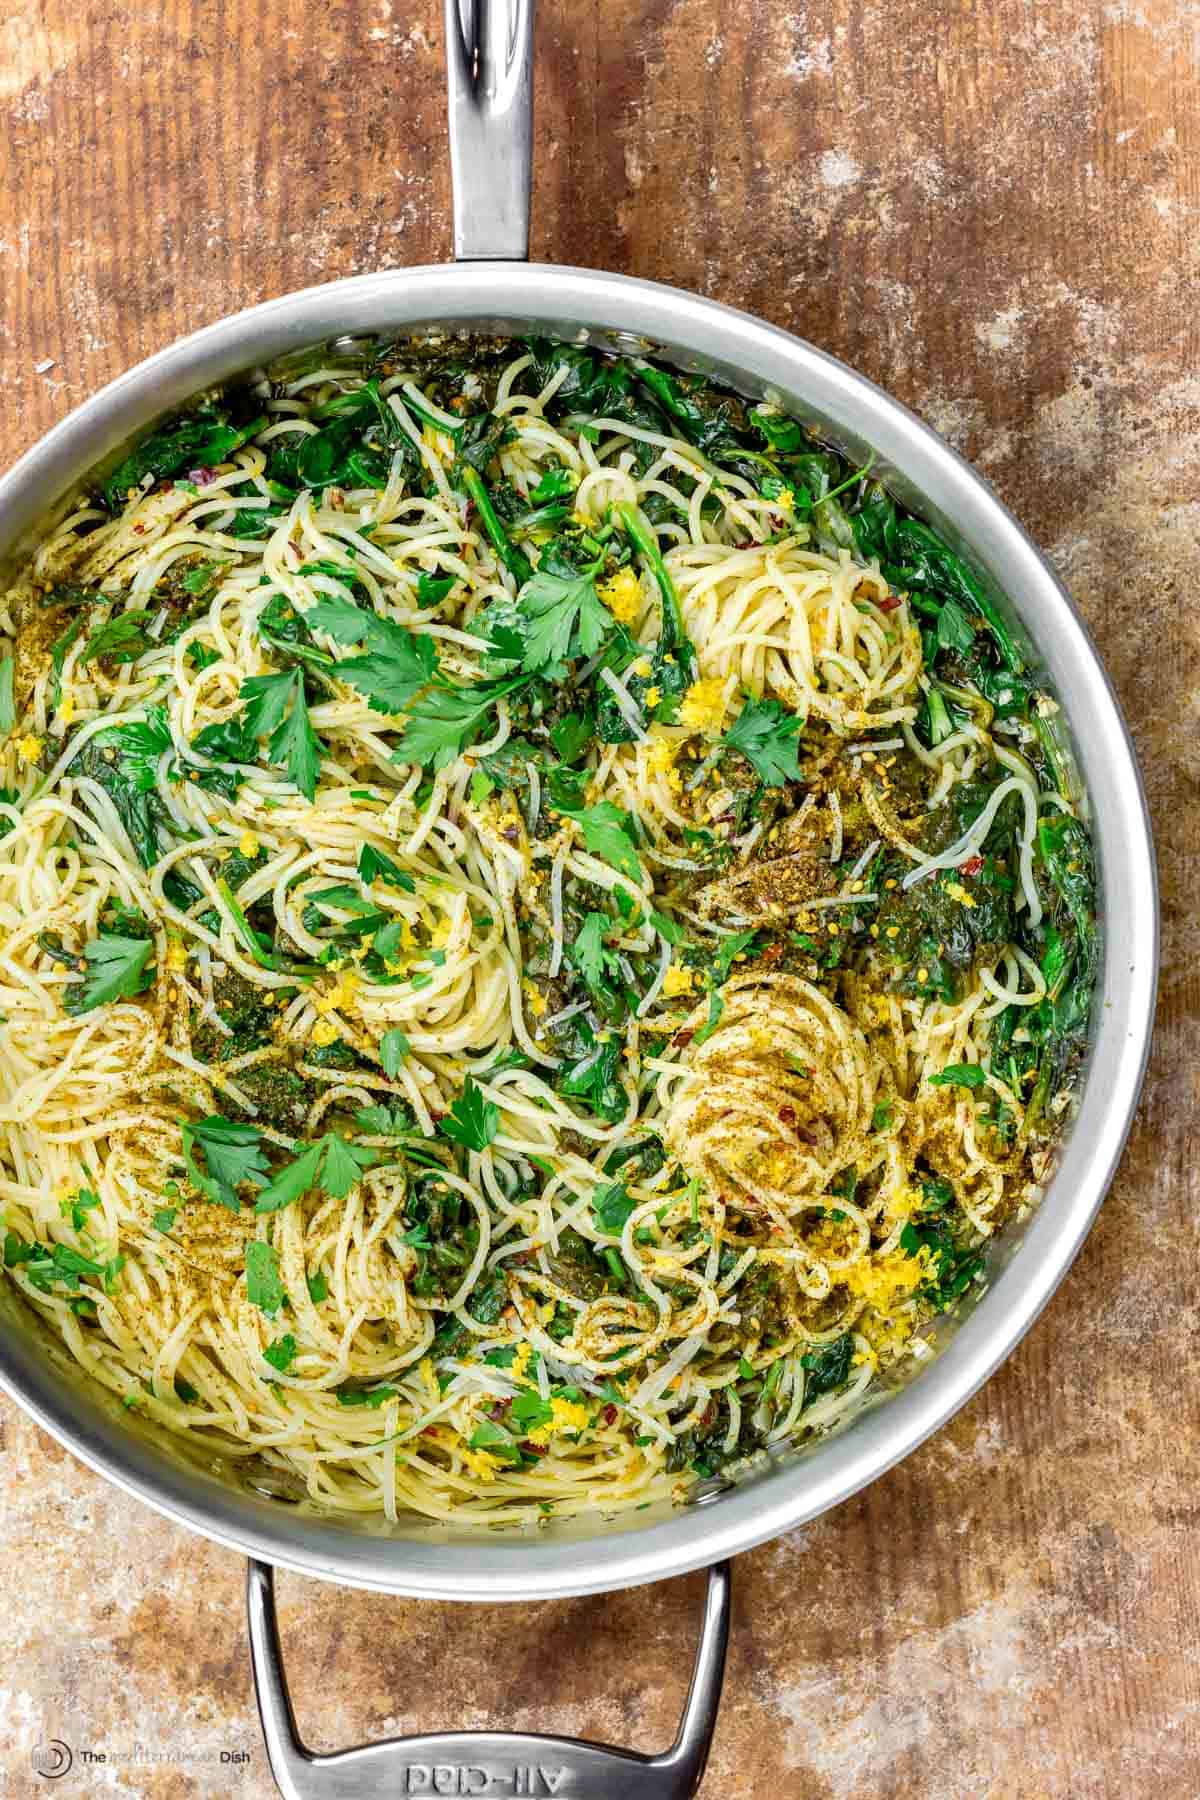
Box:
[519,1441,544,1457]
[602,1404,618,1427]
[878,593,902,613]
[960,855,984,876]
[778,1105,797,1126]
[673,1028,695,1049]
[132,522,146,535]
[187,466,217,487]
[759,942,784,965]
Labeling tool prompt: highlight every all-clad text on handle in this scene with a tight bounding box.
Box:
[246,1557,731,1800]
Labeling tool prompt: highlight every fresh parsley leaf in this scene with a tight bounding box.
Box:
[306,1271,329,1302]
[264,1333,298,1372]
[928,1063,987,1089]
[871,1100,894,1130]
[319,1133,378,1199]
[152,1206,177,1232]
[394,669,521,766]
[245,1239,285,1315]
[240,669,320,800]
[305,594,390,644]
[272,679,320,800]
[555,799,643,883]
[251,1131,381,1215]
[358,843,416,890]
[307,595,426,658]
[439,1076,499,1152]
[514,559,609,669]
[238,669,298,738]
[183,1115,270,1211]
[517,1393,568,1440]
[369,920,405,961]
[571,912,620,994]
[253,1139,326,1214]
[549,710,593,762]
[64,933,154,1015]
[392,677,524,771]
[380,1028,410,1077]
[723,695,804,786]
[3,1232,35,1268]
[316,601,439,715]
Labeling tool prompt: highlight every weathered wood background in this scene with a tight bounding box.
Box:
[2,1,1196,1794]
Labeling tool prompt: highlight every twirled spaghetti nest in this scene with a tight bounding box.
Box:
[661,970,883,1212]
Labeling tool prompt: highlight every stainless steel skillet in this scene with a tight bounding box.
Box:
[0,3,1157,1795]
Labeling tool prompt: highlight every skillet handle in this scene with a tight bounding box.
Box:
[444,0,535,261]
[247,1557,730,1800]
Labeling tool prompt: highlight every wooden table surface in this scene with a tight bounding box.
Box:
[1,1,1195,1795]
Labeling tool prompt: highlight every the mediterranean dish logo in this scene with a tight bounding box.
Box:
[29,1738,252,1778]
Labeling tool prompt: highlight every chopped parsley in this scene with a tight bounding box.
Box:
[439,1077,500,1152]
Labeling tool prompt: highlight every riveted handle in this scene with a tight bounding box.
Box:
[247,1558,731,1799]
[444,0,535,260]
